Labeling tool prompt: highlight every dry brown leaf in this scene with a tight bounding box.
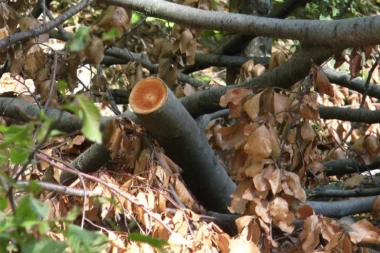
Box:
[158,57,178,87]
[218,119,246,150]
[349,219,380,244]
[253,170,270,193]
[220,88,252,107]
[97,6,132,36]
[349,52,362,79]
[282,170,306,202]
[84,35,104,65]
[243,91,262,120]
[300,121,316,143]
[273,92,291,123]
[299,93,320,120]
[269,197,289,223]
[269,51,287,70]
[345,174,365,189]
[296,204,314,220]
[170,176,196,209]
[252,64,265,77]
[334,51,347,69]
[235,216,261,244]
[266,168,282,195]
[299,215,320,252]
[245,159,271,178]
[19,16,49,43]
[244,124,273,161]
[311,63,334,97]
[229,237,260,253]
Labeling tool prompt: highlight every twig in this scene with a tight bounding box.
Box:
[9,179,95,197]
[0,0,94,50]
[35,151,174,234]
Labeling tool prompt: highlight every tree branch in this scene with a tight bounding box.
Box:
[306,196,375,218]
[103,0,380,48]
[0,0,94,50]
[324,67,380,100]
[319,105,380,124]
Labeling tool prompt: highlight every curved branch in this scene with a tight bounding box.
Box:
[103,0,380,48]
[181,46,339,116]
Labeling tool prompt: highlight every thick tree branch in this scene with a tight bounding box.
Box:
[306,196,375,218]
[103,0,380,48]
[307,187,380,198]
[321,156,380,176]
[181,46,339,116]
[0,97,81,133]
[319,105,380,124]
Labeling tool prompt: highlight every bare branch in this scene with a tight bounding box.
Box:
[103,0,380,48]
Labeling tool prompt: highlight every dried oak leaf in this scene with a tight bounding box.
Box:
[220,88,253,118]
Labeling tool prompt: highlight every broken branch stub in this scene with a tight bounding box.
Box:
[129,77,236,213]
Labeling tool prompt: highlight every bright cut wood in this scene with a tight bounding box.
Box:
[129,78,168,114]
[129,77,236,213]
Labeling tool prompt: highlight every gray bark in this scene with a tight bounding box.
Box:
[129,78,236,213]
[102,0,380,48]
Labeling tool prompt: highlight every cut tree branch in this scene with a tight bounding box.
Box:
[129,77,236,213]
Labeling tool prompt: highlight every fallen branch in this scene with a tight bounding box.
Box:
[103,0,380,48]
[129,77,236,213]
[305,196,375,218]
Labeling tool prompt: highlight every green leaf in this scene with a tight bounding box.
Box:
[66,224,108,253]
[36,111,64,143]
[28,181,42,195]
[129,232,167,249]
[67,26,91,52]
[0,195,7,210]
[131,13,142,23]
[76,95,102,144]
[61,103,79,115]
[64,206,80,222]
[9,146,29,164]
[0,124,33,147]
[16,196,50,221]
[102,27,120,41]
[58,80,68,93]
[39,220,50,234]
[21,237,67,253]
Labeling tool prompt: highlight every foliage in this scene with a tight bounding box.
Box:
[0,0,380,252]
